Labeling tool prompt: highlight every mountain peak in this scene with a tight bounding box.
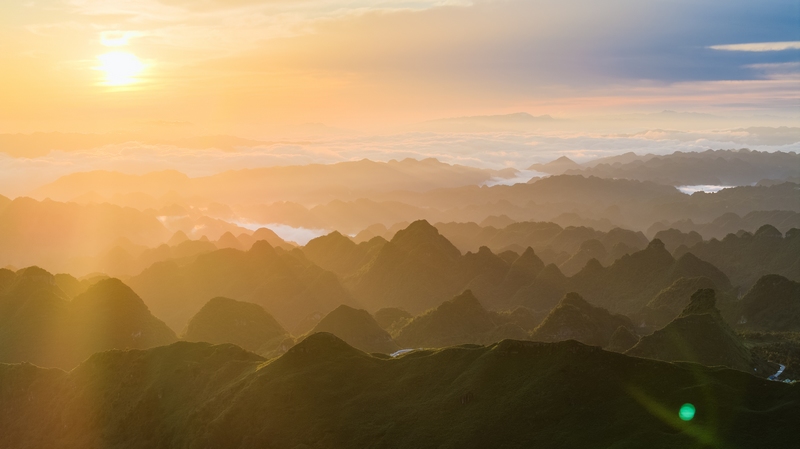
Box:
[679,288,718,318]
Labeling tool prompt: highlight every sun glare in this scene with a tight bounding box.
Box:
[96,52,145,86]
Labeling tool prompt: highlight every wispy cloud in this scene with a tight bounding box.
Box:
[709,41,800,52]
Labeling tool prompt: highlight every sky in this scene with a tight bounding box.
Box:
[1,0,798,135]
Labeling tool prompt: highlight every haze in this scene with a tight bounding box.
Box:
[1,1,799,448]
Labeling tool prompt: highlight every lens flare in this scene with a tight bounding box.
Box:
[679,403,696,421]
[96,52,145,86]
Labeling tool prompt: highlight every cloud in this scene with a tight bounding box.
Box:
[1,128,798,198]
[710,41,800,52]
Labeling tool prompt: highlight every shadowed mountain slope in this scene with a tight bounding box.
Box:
[1,334,798,448]
[128,241,358,332]
[735,275,800,332]
[306,305,399,354]
[0,269,176,369]
[627,289,768,375]
[675,225,800,289]
[182,297,289,353]
[530,293,635,348]
[393,290,529,348]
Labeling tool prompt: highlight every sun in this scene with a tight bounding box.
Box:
[96,52,145,86]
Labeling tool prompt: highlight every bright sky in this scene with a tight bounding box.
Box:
[1,0,798,134]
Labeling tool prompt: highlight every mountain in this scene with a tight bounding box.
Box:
[509,263,569,312]
[128,241,358,332]
[306,305,399,354]
[0,269,176,369]
[302,231,385,277]
[565,149,800,186]
[735,275,800,332]
[182,297,289,353]
[674,224,800,289]
[650,210,800,240]
[569,239,732,315]
[606,326,640,353]
[393,290,528,348]
[530,293,635,348]
[351,220,468,313]
[627,289,769,374]
[528,156,582,175]
[373,307,412,331]
[0,196,170,272]
[634,276,719,330]
[1,334,797,448]
[33,158,506,205]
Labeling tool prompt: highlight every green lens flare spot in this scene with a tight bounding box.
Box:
[679,403,696,421]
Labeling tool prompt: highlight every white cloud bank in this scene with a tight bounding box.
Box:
[710,41,800,52]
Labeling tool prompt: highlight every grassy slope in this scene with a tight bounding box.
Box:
[1,334,798,448]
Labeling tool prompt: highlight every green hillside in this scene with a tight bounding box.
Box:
[1,334,797,448]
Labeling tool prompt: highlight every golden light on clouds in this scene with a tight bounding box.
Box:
[96,52,145,86]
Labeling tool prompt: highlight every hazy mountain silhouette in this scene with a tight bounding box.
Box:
[351,220,468,312]
[128,241,358,332]
[528,156,581,174]
[1,334,796,448]
[649,210,800,240]
[373,307,412,332]
[182,297,289,353]
[305,305,399,354]
[563,149,800,186]
[570,239,732,315]
[0,269,175,369]
[302,231,386,277]
[530,293,635,348]
[674,224,800,289]
[393,290,528,348]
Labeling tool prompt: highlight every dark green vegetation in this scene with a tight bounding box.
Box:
[530,293,635,348]
[1,334,798,448]
[735,275,800,332]
[0,267,175,370]
[627,290,770,375]
[393,290,529,348]
[182,297,289,353]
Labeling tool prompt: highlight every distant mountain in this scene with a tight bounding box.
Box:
[32,158,508,205]
[674,224,800,289]
[302,231,386,277]
[0,269,176,369]
[2,335,797,447]
[373,307,412,332]
[128,241,358,332]
[649,210,800,240]
[735,275,800,332]
[306,305,399,354]
[393,290,528,348]
[0,196,170,272]
[569,239,732,315]
[530,293,635,348]
[627,289,769,374]
[634,276,719,330]
[351,220,469,312]
[566,149,800,186]
[182,297,289,353]
[528,156,581,175]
